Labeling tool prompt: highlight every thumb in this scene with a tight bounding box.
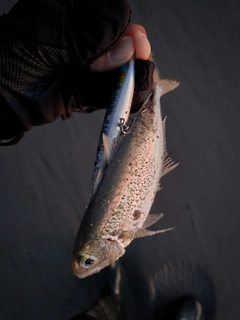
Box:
[90,36,134,72]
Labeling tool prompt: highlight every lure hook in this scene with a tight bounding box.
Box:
[119,118,129,134]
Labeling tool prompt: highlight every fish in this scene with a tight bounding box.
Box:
[90,57,135,199]
[72,73,179,278]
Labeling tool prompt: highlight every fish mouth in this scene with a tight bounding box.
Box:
[71,260,87,278]
[71,259,102,279]
[71,260,80,275]
[71,259,89,278]
[71,239,126,278]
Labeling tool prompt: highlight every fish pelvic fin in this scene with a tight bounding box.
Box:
[120,226,174,240]
[142,213,164,229]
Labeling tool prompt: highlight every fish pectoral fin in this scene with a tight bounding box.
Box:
[121,226,174,240]
[162,157,179,177]
[142,213,164,229]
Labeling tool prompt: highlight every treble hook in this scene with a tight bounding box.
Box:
[119,118,129,134]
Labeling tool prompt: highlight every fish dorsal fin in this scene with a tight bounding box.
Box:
[120,226,174,240]
[142,213,164,229]
[159,79,180,96]
[162,157,179,177]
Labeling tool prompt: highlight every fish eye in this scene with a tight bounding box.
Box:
[85,258,94,265]
[77,254,97,269]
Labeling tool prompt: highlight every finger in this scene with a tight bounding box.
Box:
[125,24,151,60]
[91,36,134,72]
[91,24,151,72]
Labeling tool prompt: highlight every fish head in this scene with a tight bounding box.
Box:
[72,238,125,278]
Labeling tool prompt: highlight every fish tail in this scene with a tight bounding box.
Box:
[149,54,180,95]
[159,79,180,96]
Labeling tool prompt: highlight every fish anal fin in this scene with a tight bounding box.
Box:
[162,157,179,177]
[143,213,164,229]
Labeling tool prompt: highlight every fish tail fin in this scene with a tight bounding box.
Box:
[158,79,180,96]
[150,55,180,95]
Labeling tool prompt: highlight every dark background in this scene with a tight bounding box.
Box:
[0,0,240,319]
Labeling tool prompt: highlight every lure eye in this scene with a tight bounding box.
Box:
[77,254,97,269]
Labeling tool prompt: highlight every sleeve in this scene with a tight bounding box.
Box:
[0,0,154,145]
[0,0,132,144]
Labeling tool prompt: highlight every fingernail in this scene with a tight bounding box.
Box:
[109,36,134,63]
[137,31,148,41]
[135,31,151,60]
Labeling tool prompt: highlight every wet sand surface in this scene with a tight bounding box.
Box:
[0,1,240,319]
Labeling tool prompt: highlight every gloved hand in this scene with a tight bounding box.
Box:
[0,0,155,145]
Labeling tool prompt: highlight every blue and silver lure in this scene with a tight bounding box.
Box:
[90,57,135,199]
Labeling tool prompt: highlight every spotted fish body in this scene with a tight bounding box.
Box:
[72,77,179,278]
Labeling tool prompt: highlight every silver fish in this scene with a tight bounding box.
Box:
[90,58,135,199]
[72,76,179,278]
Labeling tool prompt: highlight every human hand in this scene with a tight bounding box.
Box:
[81,23,154,113]
[91,24,151,72]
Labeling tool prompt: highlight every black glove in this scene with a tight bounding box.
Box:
[0,0,154,145]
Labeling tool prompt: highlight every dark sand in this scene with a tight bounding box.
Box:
[0,1,240,319]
